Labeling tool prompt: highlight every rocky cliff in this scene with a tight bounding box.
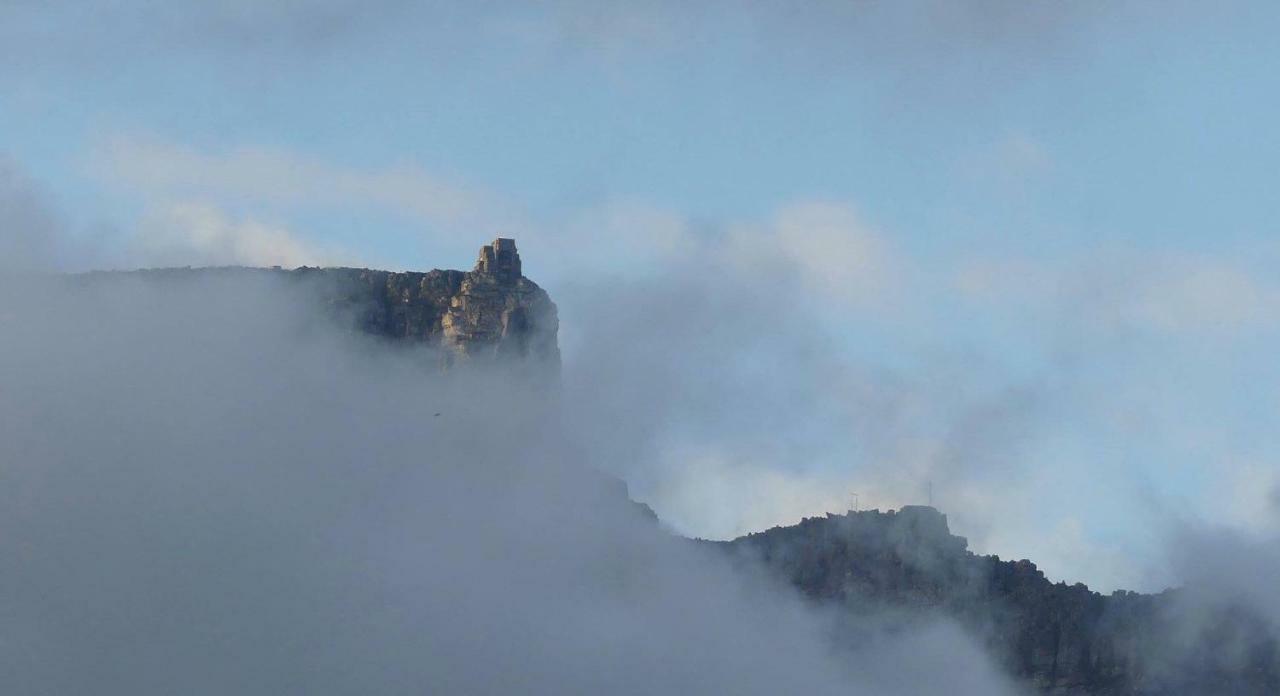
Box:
[78,238,559,370]
[297,237,559,368]
[708,507,1279,695]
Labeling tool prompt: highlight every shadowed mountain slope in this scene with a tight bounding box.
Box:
[706,507,1278,694]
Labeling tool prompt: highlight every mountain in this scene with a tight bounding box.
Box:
[74,238,560,370]
[70,238,1276,693]
[707,506,1279,694]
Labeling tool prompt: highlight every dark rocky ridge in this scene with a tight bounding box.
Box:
[706,507,1279,694]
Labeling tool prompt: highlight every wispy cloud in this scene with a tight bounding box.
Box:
[742,202,901,310]
[956,250,1280,336]
[94,136,498,229]
[57,133,1280,597]
[0,155,59,272]
[1118,256,1280,333]
[132,202,351,268]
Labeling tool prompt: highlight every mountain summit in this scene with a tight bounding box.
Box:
[439,238,559,366]
[79,238,560,371]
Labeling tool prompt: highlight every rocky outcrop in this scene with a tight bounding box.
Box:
[708,507,1279,695]
[80,238,559,371]
[298,238,558,370]
[440,239,559,366]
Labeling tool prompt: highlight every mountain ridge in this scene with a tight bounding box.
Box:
[72,238,560,371]
[706,505,1278,694]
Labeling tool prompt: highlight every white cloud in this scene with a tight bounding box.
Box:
[1209,457,1280,535]
[955,250,1280,336]
[988,515,1149,592]
[648,446,859,540]
[92,138,907,298]
[552,199,697,275]
[1119,257,1280,333]
[0,155,59,272]
[93,136,703,276]
[94,136,501,229]
[133,202,348,268]
[726,201,900,310]
[0,271,1022,695]
[75,136,1280,602]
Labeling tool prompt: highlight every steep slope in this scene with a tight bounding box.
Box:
[708,507,1279,694]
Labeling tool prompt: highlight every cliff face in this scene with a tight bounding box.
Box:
[82,238,560,371]
[709,507,1279,695]
[441,238,559,365]
[300,238,559,369]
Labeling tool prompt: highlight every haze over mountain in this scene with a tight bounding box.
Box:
[4,2,1280,694]
[3,240,1272,693]
[0,242,1027,695]
[9,1,1280,594]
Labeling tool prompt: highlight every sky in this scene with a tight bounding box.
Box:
[3,1,1280,594]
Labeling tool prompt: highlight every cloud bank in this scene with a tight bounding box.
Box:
[0,253,1021,694]
[0,156,59,272]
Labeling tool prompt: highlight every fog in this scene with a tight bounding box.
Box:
[5,0,1280,690]
[1168,522,1280,630]
[0,158,58,272]
[0,264,1021,694]
[553,250,1050,549]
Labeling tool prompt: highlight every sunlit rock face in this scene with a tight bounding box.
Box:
[306,237,559,369]
[74,237,560,374]
[440,238,560,367]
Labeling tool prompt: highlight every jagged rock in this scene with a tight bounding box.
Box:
[708,507,1279,695]
[440,239,560,367]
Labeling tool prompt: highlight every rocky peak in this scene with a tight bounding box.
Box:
[442,238,558,368]
[73,238,560,374]
[474,237,522,282]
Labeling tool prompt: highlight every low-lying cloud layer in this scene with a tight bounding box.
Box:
[0,265,1022,694]
[0,157,58,272]
[5,150,1280,691]
[19,138,1280,594]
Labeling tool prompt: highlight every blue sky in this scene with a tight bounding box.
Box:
[3,1,1279,591]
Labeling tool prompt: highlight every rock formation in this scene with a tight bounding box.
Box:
[80,238,560,371]
[440,239,559,366]
[707,507,1279,695]
[300,237,558,370]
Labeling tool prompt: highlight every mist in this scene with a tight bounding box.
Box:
[0,158,58,272]
[5,1,1280,689]
[0,264,1022,694]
